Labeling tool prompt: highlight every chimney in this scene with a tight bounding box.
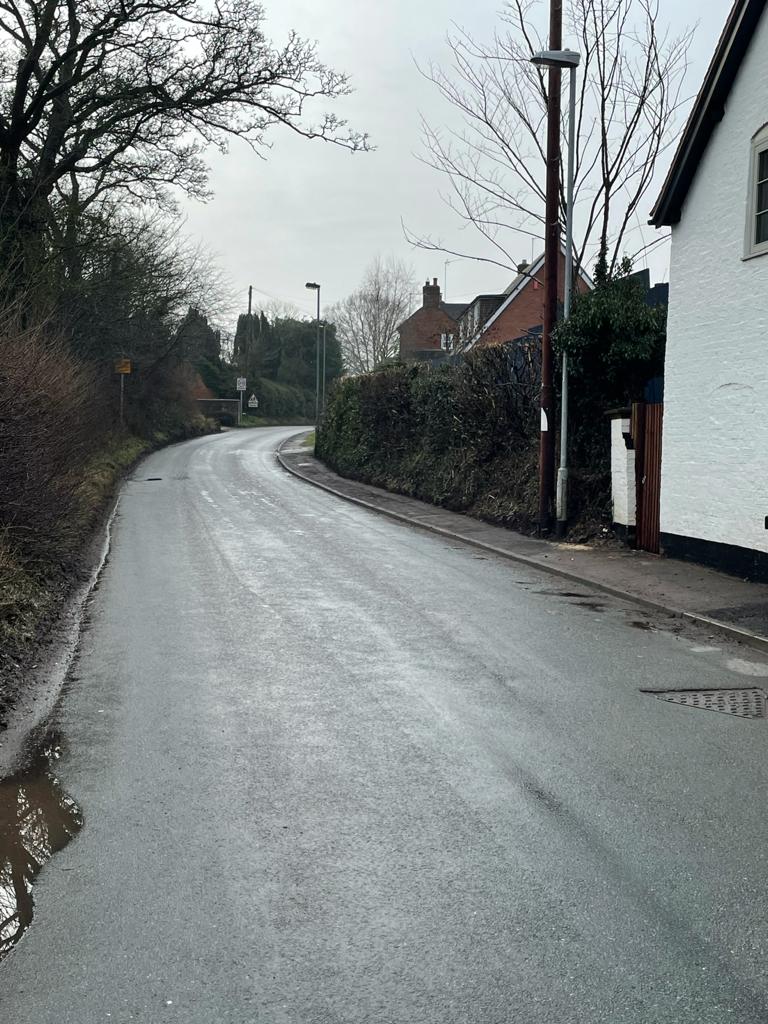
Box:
[423,277,441,308]
[517,260,530,275]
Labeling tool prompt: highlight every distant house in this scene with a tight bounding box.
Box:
[456,290,509,349]
[650,0,768,580]
[459,249,592,351]
[397,278,467,360]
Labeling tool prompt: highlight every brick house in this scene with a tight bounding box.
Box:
[398,278,467,359]
[459,249,593,351]
[456,291,509,348]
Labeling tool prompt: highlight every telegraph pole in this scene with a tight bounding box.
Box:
[538,0,563,535]
[305,282,321,427]
[247,285,253,373]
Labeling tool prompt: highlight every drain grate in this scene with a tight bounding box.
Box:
[643,687,767,719]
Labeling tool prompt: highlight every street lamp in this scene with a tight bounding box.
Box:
[531,47,580,537]
[305,282,321,427]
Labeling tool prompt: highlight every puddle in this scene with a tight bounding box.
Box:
[0,734,83,964]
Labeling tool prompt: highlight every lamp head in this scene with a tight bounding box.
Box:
[530,49,581,69]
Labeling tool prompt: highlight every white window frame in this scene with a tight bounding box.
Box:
[744,124,768,260]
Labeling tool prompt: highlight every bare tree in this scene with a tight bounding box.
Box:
[407,0,691,277]
[49,205,230,356]
[0,0,368,283]
[262,298,301,322]
[327,257,416,374]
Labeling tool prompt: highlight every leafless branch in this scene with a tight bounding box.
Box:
[409,0,692,278]
[327,256,417,374]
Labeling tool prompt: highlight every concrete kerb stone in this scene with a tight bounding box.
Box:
[276,433,768,657]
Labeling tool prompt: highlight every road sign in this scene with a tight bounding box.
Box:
[115,358,132,374]
[236,377,247,391]
[248,394,259,409]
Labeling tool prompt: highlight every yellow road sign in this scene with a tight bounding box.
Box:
[115,358,132,374]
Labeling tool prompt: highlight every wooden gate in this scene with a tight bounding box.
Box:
[632,402,664,554]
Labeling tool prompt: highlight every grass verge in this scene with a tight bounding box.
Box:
[236,416,314,428]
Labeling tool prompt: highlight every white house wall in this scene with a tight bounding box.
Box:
[662,12,768,558]
[610,416,635,528]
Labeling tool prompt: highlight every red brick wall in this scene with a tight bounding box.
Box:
[398,308,459,357]
[478,253,589,347]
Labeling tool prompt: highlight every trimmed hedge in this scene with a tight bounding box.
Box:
[316,347,543,533]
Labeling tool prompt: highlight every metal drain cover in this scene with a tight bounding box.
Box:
[643,688,767,719]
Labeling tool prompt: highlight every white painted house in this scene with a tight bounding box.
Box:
[650,0,768,580]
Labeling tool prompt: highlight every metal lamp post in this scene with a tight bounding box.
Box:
[305,282,321,427]
[321,322,327,412]
[531,47,581,537]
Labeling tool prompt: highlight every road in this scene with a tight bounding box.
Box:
[3,425,768,1023]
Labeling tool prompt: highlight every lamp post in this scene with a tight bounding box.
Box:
[531,46,580,537]
[305,282,321,427]
[321,322,327,412]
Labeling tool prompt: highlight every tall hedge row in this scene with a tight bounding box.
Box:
[255,377,314,421]
[316,346,545,533]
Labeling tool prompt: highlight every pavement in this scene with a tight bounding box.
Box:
[278,435,768,650]
[4,426,768,1022]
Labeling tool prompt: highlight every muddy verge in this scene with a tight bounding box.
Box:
[0,499,117,778]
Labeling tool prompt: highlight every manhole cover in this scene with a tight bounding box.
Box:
[642,688,767,719]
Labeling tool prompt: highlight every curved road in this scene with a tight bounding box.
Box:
[4,426,768,1022]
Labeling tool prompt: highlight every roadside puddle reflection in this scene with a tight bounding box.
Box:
[0,735,82,963]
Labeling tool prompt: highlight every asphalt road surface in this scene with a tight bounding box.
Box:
[4,426,768,1023]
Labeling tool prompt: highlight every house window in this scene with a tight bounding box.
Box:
[756,150,768,244]
[746,127,768,258]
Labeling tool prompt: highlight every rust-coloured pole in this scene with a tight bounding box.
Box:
[538,0,563,535]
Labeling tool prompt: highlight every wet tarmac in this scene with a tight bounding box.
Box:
[4,427,768,1023]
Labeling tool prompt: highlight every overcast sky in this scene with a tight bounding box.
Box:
[179,0,732,325]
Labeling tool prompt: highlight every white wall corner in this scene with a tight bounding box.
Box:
[610,416,636,527]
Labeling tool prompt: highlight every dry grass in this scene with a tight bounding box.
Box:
[0,327,104,555]
[75,435,150,531]
[0,539,52,673]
